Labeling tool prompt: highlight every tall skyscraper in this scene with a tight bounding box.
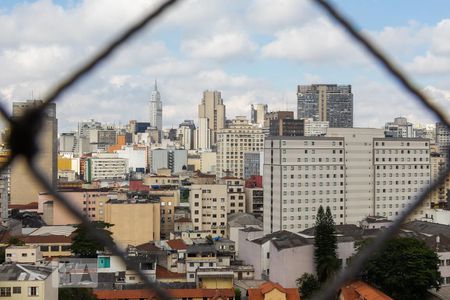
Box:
[297,84,353,128]
[198,90,226,146]
[10,100,57,205]
[251,104,268,127]
[149,80,163,131]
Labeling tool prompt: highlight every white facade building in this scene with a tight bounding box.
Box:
[116,145,148,173]
[195,117,211,151]
[303,118,329,136]
[86,153,128,181]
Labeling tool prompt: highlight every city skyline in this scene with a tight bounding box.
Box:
[0,0,449,132]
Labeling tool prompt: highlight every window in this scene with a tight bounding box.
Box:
[0,287,11,297]
[12,287,21,294]
[28,287,39,296]
[40,246,49,252]
[50,246,59,252]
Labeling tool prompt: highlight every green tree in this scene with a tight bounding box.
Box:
[361,237,441,300]
[296,273,320,299]
[234,288,241,300]
[71,221,114,258]
[59,288,98,299]
[314,206,339,283]
[8,236,25,246]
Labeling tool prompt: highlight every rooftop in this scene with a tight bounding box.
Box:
[339,281,392,300]
[228,213,263,228]
[167,239,187,251]
[402,221,450,239]
[186,244,217,255]
[0,264,53,281]
[248,282,300,300]
[94,288,235,300]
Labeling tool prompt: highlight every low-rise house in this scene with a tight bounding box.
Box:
[196,268,234,289]
[339,281,393,300]
[0,264,58,300]
[94,288,235,300]
[247,282,300,300]
[227,213,263,256]
[5,245,43,264]
[186,244,218,282]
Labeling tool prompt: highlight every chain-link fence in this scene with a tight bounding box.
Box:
[1,0,449,299]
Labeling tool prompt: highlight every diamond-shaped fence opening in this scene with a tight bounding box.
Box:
[1,1,449,300]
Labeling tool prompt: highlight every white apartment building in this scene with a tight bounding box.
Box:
[116,145,148,173]
[303,118,329,136]
[86,153,127,181]
[217,116,264,179]
[264,128,431,234]
[190,184,228,236]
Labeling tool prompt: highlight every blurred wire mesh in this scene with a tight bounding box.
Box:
[0,0,449,299]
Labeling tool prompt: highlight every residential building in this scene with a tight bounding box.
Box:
[217,117,264,179]
[190,184,228,236]
[243,152,263,179]
[339,281,393,300]
[251,104,268,127]
[227,213,263,255]
[196,118,211,150]
[11,100,57,205]
[85,153,127,181]
[245,187,264,219]
[59,132,76,152]
[429,151,450,209]
[220,177,246,214]
[5,245,43,264]
[436,122,450,157]
[178,120,196,150]
[94,288,235,300]
[0,264,57,300]
[151,149,188,173]
[115,145,148,173]
[186,244,218,282]
[198,90,226,146]
[104,199,160,246]
[263,128,431,233]
[384,117,413,138]
[89,128,117,152]
[297,84,353,128]
[149,80,163,131]
[247,282,300,300]
[201,152,217,174]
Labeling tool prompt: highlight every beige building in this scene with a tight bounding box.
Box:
[219,177,246,214]
[85,153,127,181]
[190,184,228,236]
[264,129,432,233]
[0,264,57,300]
[5,245,43,264]
[10,100,57,205]
[38,189,112,225]
[104,199,160,246]
[148,189,180,239]
[216,117,264,179]
[429,151,450,208]
[198,90,226,146]
[200,151,217,174]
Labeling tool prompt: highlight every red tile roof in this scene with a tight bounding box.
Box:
[156,265,185,279]
[94,288,235,300]
[136,242,161,252]
[167,239,187,250]
[21,235,73,244]
[248,282,300,300]
[339,281,392,300]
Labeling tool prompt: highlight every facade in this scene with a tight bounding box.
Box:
[297,84,353,128]
[149,80,163,131]
[196,117,211,151]
[104,199,161,246]
[178,120,196,150]
[436,122,450,157]
[216,117,264,179]
[245,188,264,219]
[5,246,43,264]
[198,90,226,146]
[116,145,148,173]
[243,152,263,179]
[303,118,329,136]
[384,117,413,138]
[428,152,450,208]
[251,104,268,127]
[59,132,76,152]
[220,178,246,214]
[85,153,127,181]
[89,128,117,152]
[151,149,188,173]
[263,129,431,233]
[11,100,57,205]
[0,264,57,300]
[269,119,304,136]
[263,111,294,128]
[190,184,228,235]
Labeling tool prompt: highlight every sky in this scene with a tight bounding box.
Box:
[0,0,450,132]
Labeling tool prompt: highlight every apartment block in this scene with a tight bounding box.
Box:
[85,153,127,181]
[189,184,228,236]
[220,177,246,214]
[264,128,431,233]
[198,90,226,147]
[216,117,264,179]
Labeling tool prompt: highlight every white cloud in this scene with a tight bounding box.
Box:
[261,18,366,64]
[182,32,257,60]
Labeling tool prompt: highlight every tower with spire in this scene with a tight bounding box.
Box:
[149,80,163,131]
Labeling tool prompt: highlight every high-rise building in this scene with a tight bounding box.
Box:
[251,104,268,127]
[384,117,413,138]
[198,90,226,146]
[195,117,211,151]
[297,84,353,128]
[10,100,57,205]
[216,117,264,179]
[243,152,263,179]
[263,111,294,128]
[436,122,450,157]
[263,128,431,234]
[151,149,188,173]
[149,80,163,131]
[59,132,76,153]
[178,120,196,150]
[269,119,304,136]
[303,118,329,136]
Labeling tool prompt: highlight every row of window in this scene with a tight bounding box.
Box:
[0,287,38,296]
[282,165,344,171]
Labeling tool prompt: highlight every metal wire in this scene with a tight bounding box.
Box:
[310,0,450,299]
[1,0,448,299]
